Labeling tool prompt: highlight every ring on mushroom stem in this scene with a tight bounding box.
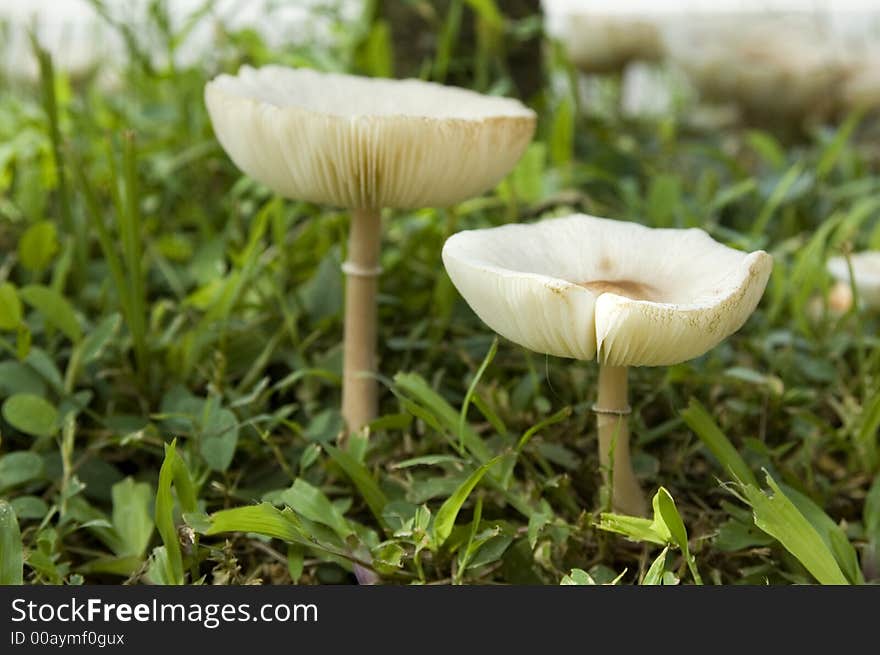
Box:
[204,66,536,435]
[341,262,383,278]
[591,405,632,416]
[442,213,773,516]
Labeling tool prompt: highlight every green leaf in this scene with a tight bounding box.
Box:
[80,313,121,363]
[856,388,880,469]
[654,488,701,584]
[111,477,154,558]
[288,544,305,582]
[25,349,64,394]
[647,174,681,227]
[866,474,880,547]
[0,500,23,584]
[432,0,463,82]
[560,568,597,585]
[741,473,849,585]
[527,506,552,550]
[642,547,669,585]
[304,409,343,444]
[681,398,758,487]
[146,546,175,585]
[392,454,463,469]
[714,516,775,551]
[0,283,22,330]
[2,393,59,438]
[501,406,572,486]
[325,445,388,527]
[0,362,46,398]
[817,109,862,179]
[465,0,503,27]
[746,130,786,169]
[507,142,546,204]
[0,451,45,493]
[784,210,842,333]
[432,456,500,548]
[710,179,757,213]
[299,248,342,322]
[459,336,497,451]
[79,555,144,577]
[467,532,513,570]
[199,397,239,472]
[549,96,574,167]
[654,488,688,555]
[597,513,669,546]
[372,541,406,573]
[205,503,308,546]
[600,489,702,583]
[750,161,804,237]
[10,496,48,520]
[154,439,196,585]
[359,19,393,77]
[281,479,352,540]
[18,221,59,272]
[19,284,82,342]
[778,483,863,585]
[394,372,492,462]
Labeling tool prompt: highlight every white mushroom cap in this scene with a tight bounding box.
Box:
[561,14,664,74]
[843,56,880,111]
[828,252,880,308]
[204,66,536,210]
[668,18,847,122]
[442,214,772,367]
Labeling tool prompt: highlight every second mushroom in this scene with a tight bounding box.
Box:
[442,214,772,515]
[205,66,536,433]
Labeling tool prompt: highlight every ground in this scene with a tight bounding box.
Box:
[0,2,878,586]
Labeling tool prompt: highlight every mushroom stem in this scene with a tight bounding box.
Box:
[341,207,382,434]
[595,364,647,516]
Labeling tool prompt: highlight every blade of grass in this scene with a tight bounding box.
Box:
[325,444,388,528]
[641,547,668,585]
[750,161,804,238]
[0,500,23,584]
[154,448,182,584]
[432,456,501,549]
[31,35,84,287]
[119,132,148,381]
[434,0,463,82]
[204,503,309,545]
[70,148,131,327]
[459,336,497,451]
[817,109,863,179]
[154,440,188,585]
[741,473,849,585]
[654,488,702,584]
[681,398,758,488]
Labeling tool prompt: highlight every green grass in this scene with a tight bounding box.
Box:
[0,1,879,586]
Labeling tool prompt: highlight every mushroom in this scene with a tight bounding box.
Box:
[827,252,880,313]
[442,214,772,515]
[843,56,880,113]
[668,17,847,126]
[554,13,664,75]
[205,66,536,432]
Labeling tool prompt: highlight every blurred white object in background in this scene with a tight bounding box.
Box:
[666,16,850,125]
[544,1,880,123]
[561,13,664,74]
[0,0,349,80]
[842,50,880,112]
[619,63,668,116]
[828,252,880,311]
